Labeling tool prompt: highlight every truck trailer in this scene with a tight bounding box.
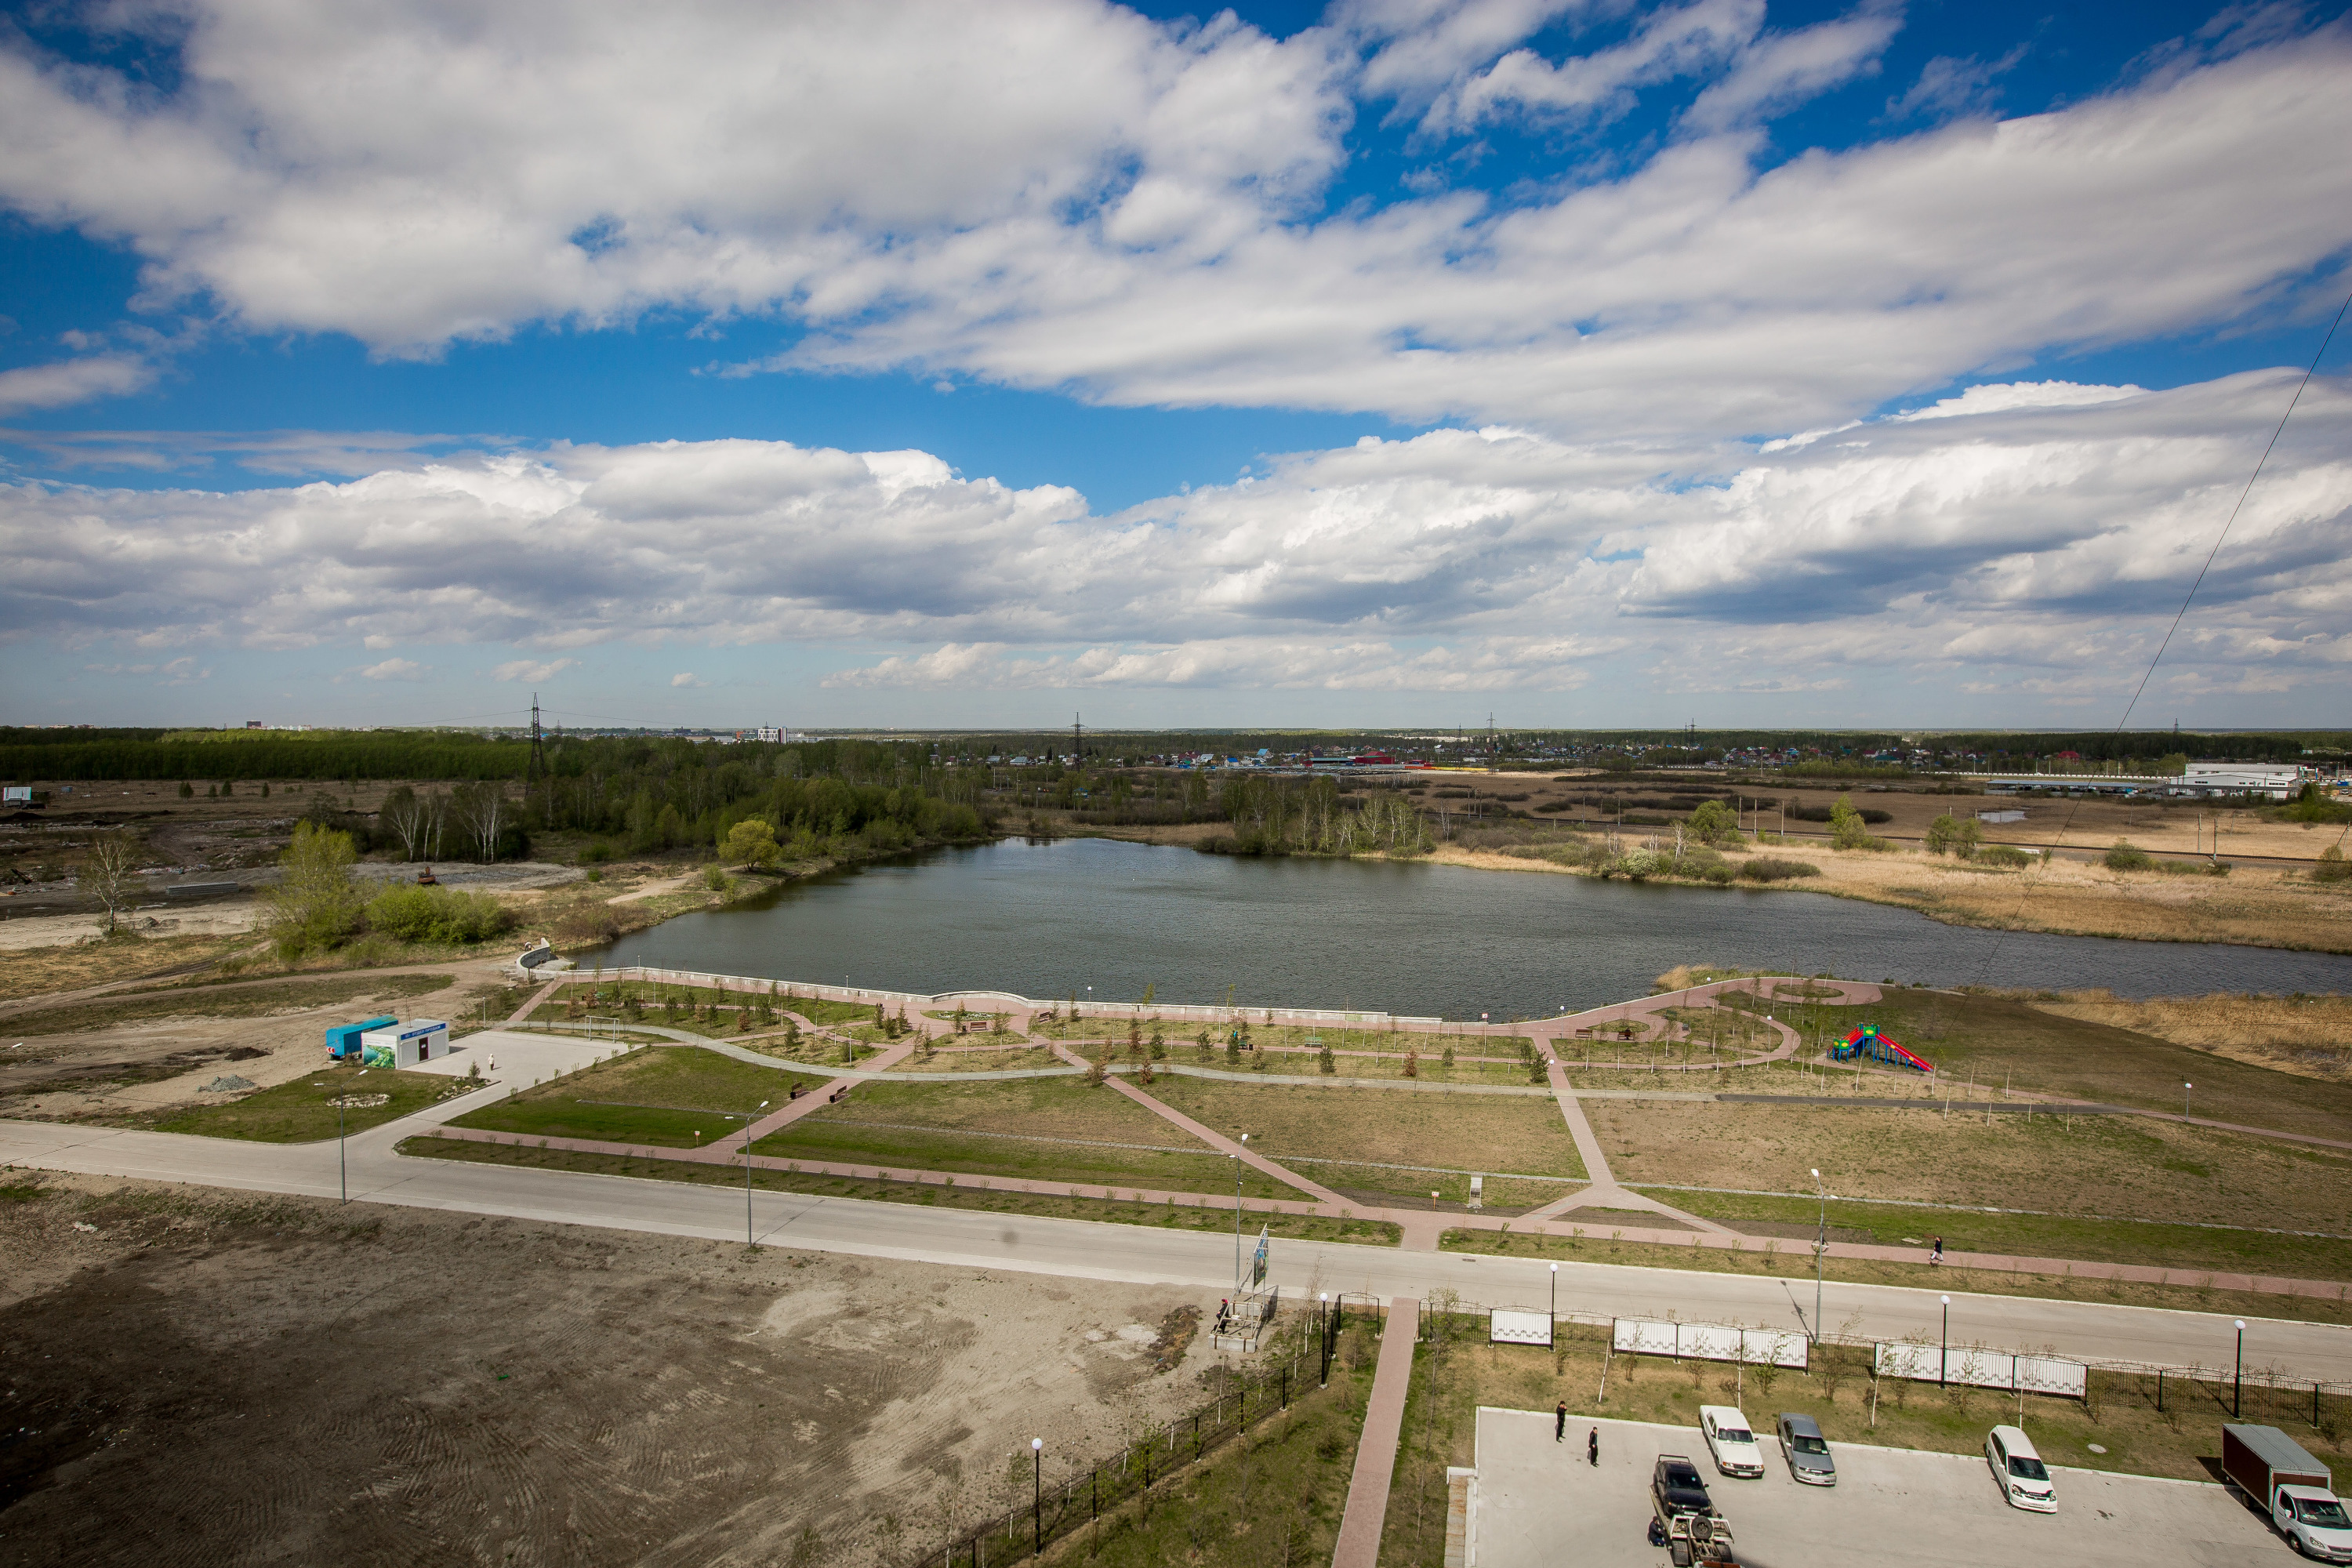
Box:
[2223,1423,2352,1563]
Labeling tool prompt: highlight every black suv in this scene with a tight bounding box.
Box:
[1653,1454,1714,1519]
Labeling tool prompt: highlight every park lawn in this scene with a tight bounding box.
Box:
[539,978,877,1029]
[1765,985,2352,1141]
[447,1043,792,1149]
[397,1135,1399,1245]
[1143,1079,1587,1186]
[1582,1097,2352,1237]
[753,1121,1311,1200]
[786,1074,1212,1145]
[1439,1227,2352,1325]
[1647,1187,2352,1283]
[5,971,453,1037]
[892,1047,1063,1073]
[1156,1042,1548,1087]
[149,1062,465,1142]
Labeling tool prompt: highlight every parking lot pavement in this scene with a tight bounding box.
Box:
[1464,1408,2297,1568]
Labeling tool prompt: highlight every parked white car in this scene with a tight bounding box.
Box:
[1986,1425,2057,1512]
[1700,1405,1765,1479]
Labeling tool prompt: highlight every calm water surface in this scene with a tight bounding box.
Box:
[597,838,2352,1019]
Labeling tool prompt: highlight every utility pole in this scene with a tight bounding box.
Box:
[1073,712,1083,764]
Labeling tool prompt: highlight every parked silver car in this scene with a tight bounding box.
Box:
[1776,1413,1837,1486]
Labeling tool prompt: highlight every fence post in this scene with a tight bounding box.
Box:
[1282,1367,1290,1409]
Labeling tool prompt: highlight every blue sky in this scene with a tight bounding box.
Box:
[2,0,2349,731]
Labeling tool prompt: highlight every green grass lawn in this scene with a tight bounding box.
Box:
[399,1135,1400,1244]
[753,1120,1312,1200]
[150,1062,466,1142]
[759,1076,1313,1199]
[1652,1186,2352,1282]
[446,1043,793,1149]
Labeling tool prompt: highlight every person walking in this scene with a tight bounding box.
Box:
[1930,1236,1944,1265]
[1588,1426,1600,1467]
[1555,1402,1566,1443]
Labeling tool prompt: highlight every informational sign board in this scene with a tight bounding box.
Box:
[1611,1319,1808,1370]
[1490,1309,1553,1347]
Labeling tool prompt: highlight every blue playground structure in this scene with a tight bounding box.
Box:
[1830,1024,1933,1074]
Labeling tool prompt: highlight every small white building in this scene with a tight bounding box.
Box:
[359,1018,449,1069]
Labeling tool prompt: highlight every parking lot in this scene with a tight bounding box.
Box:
[1465,1408,2298,1567]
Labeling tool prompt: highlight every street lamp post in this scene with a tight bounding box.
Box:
[2234,1319,2246,1417]
[2184,1081,2194,1120]
[1318,1292,1330,1386]
[1031,1437,1044,1555]
[1811,1167,1826,1345]
[742,1100,769,1245]
[1232,1134,1250,1291]
[1940,1294,1951,1387]
[1549,1262,1558,1332]
[339,1068,368,1203]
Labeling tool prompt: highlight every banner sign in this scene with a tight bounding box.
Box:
[1490,1309,1553,1347]
[1873,1342,2086,1397]
[1611,1319,1808,1370]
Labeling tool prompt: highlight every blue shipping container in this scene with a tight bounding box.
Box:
[326,1015,398,1059]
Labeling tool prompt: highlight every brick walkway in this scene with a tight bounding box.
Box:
[1331,1297,1419,1568]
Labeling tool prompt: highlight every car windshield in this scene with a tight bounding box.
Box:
[1791,1436,1830,1454]
[2297,1499,2352,1528]
[1718,1427,1754,1445]
[1663,1463,1704,1488]
[2008,1455,2049,1481]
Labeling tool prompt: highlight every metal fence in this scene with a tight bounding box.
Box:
[907,1308,1346,1568]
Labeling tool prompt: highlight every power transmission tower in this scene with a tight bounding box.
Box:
[526,693,547,813]
[1073,712,1083,764]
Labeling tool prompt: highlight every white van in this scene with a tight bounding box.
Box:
[1700,1405,1765,1479]
[1985,1425,2056,1512]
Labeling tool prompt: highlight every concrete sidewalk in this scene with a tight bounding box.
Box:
[1331,1298,1420,1568]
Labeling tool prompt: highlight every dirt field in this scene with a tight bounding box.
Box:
[0,1172,1229,1568]
[0,969,497,1126]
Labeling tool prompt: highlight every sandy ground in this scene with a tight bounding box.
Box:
[0,970,497,1122]
[0,1172,1228,1568]
[0,904,263,950]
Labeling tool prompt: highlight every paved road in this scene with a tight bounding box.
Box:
[5,1063,2347,1387]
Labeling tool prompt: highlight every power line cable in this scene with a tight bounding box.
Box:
[1969,284,2352,988]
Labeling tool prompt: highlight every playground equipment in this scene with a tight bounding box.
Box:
[1830,1024,1933,1073]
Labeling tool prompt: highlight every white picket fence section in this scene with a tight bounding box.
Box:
[1613,1318,1808,1370]
[1874,1342,2088,1397]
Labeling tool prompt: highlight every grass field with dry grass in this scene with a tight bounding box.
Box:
[1763,985,2352,1138]
[1142,1079,1588,1200]
[1584,1098,2352,1236]
[0,931,240,1003]
[2027,989,2352,1083]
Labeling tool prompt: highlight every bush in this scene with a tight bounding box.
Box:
[1738,856,1821,883]
[2103,840,2155,873]
[2311,845,2350,883]
[1974,844,2031,869]
[702,863,732,893]
[579,841,614,865]
[1924,811,1983,858]
[1684,799,1743,846]
[365,883,517,944]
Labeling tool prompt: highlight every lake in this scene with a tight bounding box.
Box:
[596,837,2352,1019]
